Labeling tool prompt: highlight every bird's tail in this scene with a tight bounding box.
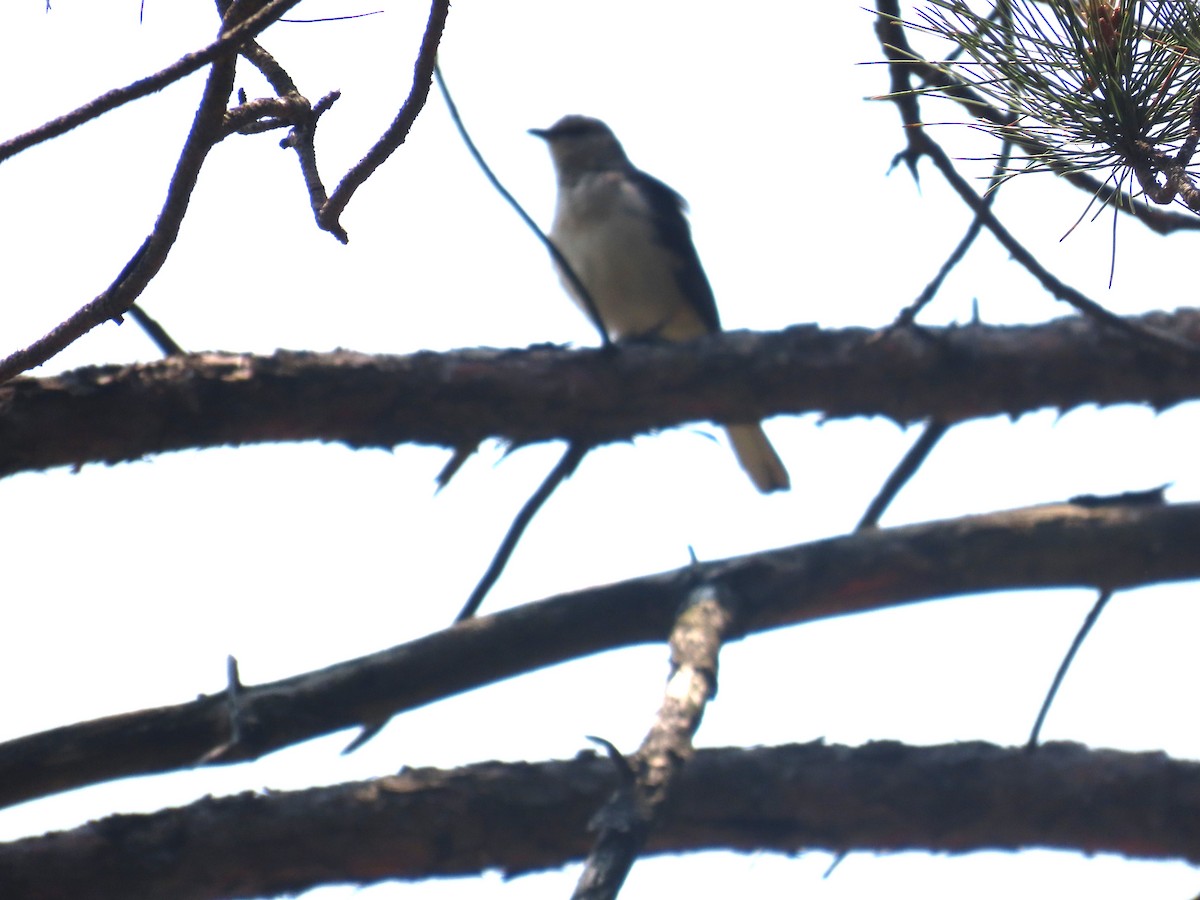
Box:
[725,423,790,494]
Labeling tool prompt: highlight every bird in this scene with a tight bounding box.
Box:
[529,114,789,493]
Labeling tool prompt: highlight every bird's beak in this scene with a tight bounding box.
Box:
[528,127,551,140]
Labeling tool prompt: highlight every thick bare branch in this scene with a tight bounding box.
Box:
[3,310,1200,479]
[2,741,1198,900]
[1,499,1197,810]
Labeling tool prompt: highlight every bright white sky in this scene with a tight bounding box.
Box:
[1,1,1199,898]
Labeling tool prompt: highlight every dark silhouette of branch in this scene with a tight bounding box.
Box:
[23,2,309,363]
[0,0,428,379]
[893,139,1012,327]
[873,11,1200,236]
[456,441,589,622]
[875,2,1200,358]
[856,419,950,530]
[435,61,611,345]
[3,741,1199,899]
[226,8,297,95]
[316,0,451,241]
[1027,588,1114,748]
[126,304,185,357]
[278,89,342,216]
[345,442,590,752]
[212,1,349,226]
[3,309,1200,479]
[919,131,1199,353]
[0,0,302,166]
[0,2,265,385]
[2,498,1198,811]
[220,92,313,139]
[573,584,736,899]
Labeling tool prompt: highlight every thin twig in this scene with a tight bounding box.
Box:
[282,91,342,220]
[856,419,950,531]
[455,441,590,621]
[572,584,736,900]
[1,500,1195,808]
[0,8,244,384]
[196,655,244,763]
[894,140,1014,327]
[434,443,478,492]
[279,10,384,24]
[1027,589,1114,748]
[876,16,1200,235]
[916,130,1200,355]
[220,93,311,139]
[237,38,298,95]
[863,131,1008,530]
[0,0,301,165]
[127,304,185,356]
[875,2,1200,358]
[317,0,451,242]
[434,61,610,344]
[217,0,341,220]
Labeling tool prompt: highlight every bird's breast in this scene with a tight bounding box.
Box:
[549,176,707,341]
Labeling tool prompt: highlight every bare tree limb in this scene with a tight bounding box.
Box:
[0,0,301,165]
[1027,588,1114,748]
[317,0,451,241]
[3,309,1200,479]
[913,129,1198,353]
[0,5,252,385]
[872,9,1200,235]
[455,440,590,622]
[347,441,590,751]
[856,419,950,530]
[573,584,737,900]
[874,1,1200,356]
[1,498,1197,810]
[435,61,611,345]
[126,304,186,356]
[2,741,1199,900]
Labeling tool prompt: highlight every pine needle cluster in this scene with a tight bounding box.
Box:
[911,0,1200,209]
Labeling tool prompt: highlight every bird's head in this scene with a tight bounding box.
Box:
[529,115,631,179]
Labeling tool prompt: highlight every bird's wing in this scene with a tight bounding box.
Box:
[629,168,722,334]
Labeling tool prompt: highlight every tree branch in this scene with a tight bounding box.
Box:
[0,3,256,385]
[573,585,737,899]
[316,0,451,241]
[3,309,1200,478]
[876,3,1200,355]
[0,0,301,166]
[1,498,1197,810]
[873,6,1200,235]
[2,741,1198,900]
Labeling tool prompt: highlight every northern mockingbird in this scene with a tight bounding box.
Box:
[530,114,789,493]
